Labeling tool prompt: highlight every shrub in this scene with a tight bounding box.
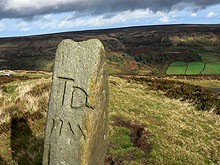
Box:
[130,77,220,114]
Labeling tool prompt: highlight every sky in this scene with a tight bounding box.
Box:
[0,0,220,37]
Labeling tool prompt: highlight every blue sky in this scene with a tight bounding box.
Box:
[0,0,220,37]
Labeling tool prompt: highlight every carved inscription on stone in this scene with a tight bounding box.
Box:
[58,76,92,109]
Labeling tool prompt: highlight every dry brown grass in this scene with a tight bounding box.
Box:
[0,78,50,124]
[0,77,51,164]
[0,75,220,164]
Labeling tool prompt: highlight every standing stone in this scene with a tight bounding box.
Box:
[43,39,108,165]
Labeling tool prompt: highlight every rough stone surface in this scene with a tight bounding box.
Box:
[43,39,108,165]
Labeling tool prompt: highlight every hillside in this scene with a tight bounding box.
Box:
[0,72,220,164]
[0,24,220,74]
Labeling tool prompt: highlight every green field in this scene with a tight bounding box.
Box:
[166,65,187,74]
[166,52,220,75]
[186,62,205,74]
[167,55,220,75]
[202,62,220,74]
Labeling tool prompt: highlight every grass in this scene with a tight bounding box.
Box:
[202,62,220,74]
[0,73,220,164]
[166,65,186,74]
[166,51,220,75]
[11,58,54,71]
[109,77,220,164]
[180,79,220,88]
[1,85,17,95]
[106,126,146,164]
[199,53,220,62]
[167,60,220,75]
[169,61,186,66]
[186,62,205,74]
[35,59,54,71]
[0,77,51,164]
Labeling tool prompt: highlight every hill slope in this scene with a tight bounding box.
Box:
[0,24,220,74]
[0,73,220,164]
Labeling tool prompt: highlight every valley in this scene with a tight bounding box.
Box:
[0,24,220,75]
[0,24,220,164]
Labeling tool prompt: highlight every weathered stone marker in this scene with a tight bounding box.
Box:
[43,39,108,165]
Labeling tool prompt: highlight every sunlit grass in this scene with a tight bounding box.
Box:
[109,76,220,164]
[0,74,220,164]
[180,79,220,88]
[202,62,220,74]
[0,77,50,164]
[186,62,205,74]
[166,65,186,74]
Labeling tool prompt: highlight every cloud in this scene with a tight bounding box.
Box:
[206,11,217,18]
[14,21,30,31]
[39,9,157,30]
[38,9,183,31]
[191,13,197,17]
[0,23,6,31]
[159,16,170,23]
[0,0,220,20]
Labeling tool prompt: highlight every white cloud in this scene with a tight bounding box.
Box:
[206,11,217,18]
[159,16,170,23]
[170,11,177,18]
[0,23,6,31]
[14,21,30,31]
[40,9,157,30]
[38,9,181,31]
[20,27,31,31]
[191,13,197,17]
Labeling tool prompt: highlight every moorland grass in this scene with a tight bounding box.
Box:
[199,53,220,62]
[35,59,54,71]
[0,77,50,164]
[180,79,220,88]
[109,77,220,164]
[0,75,220,164]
